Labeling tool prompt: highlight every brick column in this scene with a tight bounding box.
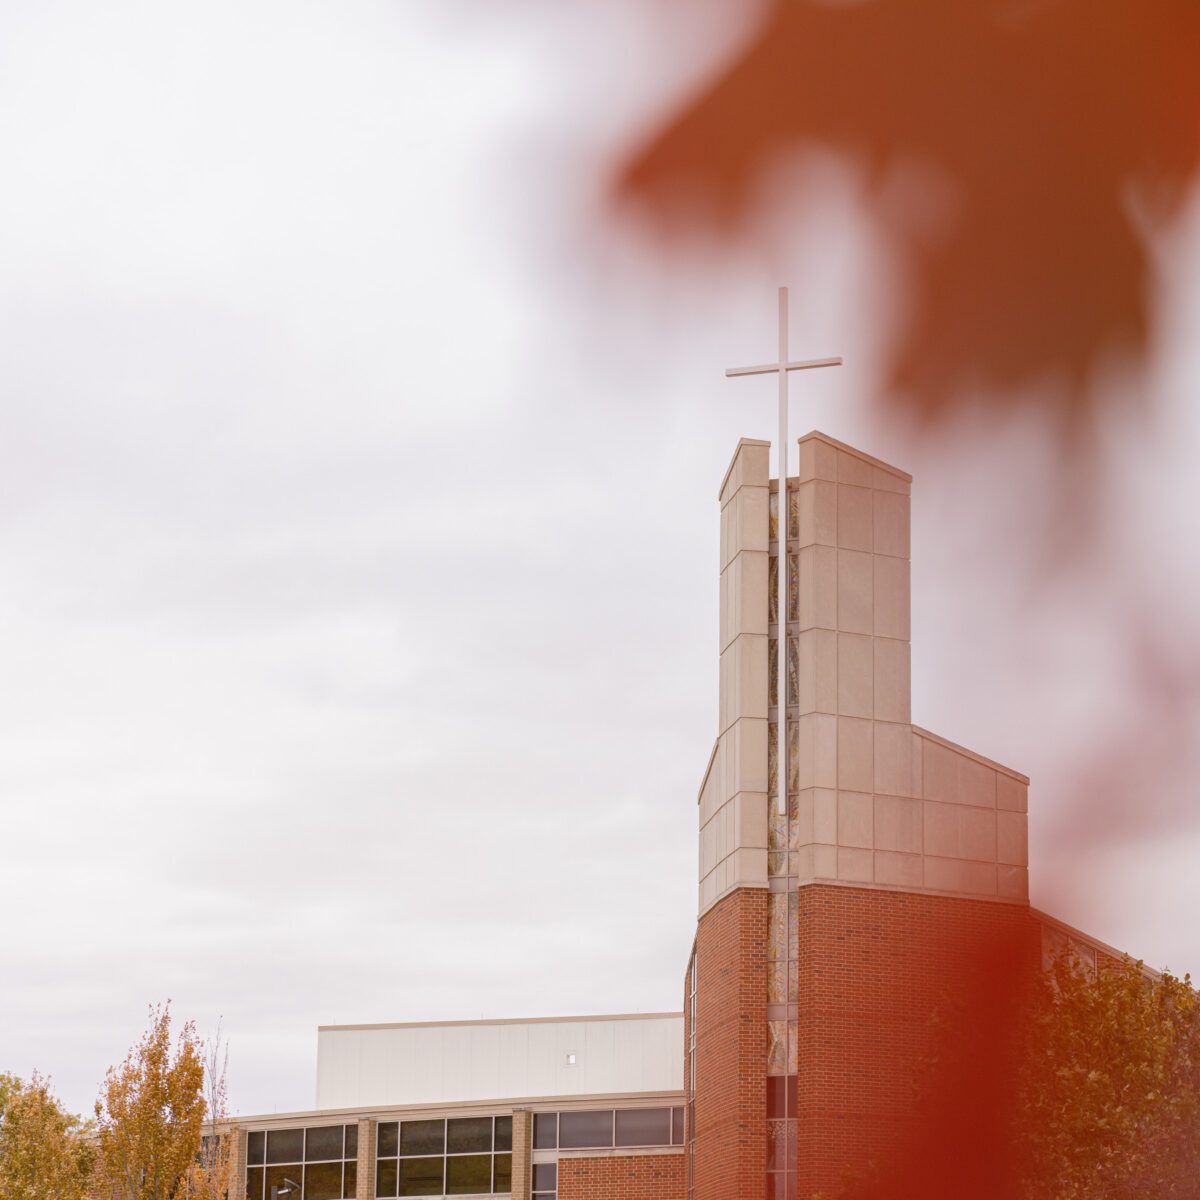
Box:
[229,1128,248,1200]
[510,1108,532,1200]
[693,888,768,1200]
[355,1119,376,1200]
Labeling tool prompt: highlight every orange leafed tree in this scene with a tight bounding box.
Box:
[93,1005,221,1200]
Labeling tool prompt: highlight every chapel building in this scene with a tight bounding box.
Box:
[229,432,1132,1200]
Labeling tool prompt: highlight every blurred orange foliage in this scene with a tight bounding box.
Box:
[618,0,1200,425]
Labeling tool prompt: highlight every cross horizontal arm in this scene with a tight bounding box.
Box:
[724,355,843,378]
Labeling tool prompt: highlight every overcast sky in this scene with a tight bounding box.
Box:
[2,1,1199,1120]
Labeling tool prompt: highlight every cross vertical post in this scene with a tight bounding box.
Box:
[725,288,843,819]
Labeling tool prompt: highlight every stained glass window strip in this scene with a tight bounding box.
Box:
[767,721,779,799]
[766,483,801,1200]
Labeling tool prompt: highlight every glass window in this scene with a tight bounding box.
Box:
[377,1123,398,1158]
[671,1107,684,1145]
[398,1156,443,1197]
[306,1127,345,1162]
[493,1152,511,1193]
[532,1163,557,1191]
[248,1133,266,1166]
[446,1117,492,1155]
[343,1162,357,1198]
[345,1125,358,1160]
[532,1113,557,1150]
[445,1154,491,1194]
[265,1165,301,1197]
[614,1108,671,1147]
[493,1116,512,1153]
[246,1166,264,1200]
[267,1129,305,1165]
[558,1110,612,1149]
[303,1162,342,1200]
[376,1159,398,1198]
[400,1121,445,1157]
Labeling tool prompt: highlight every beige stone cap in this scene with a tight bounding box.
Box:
[229,1090,686,1130]
[797,430,912,483]
[718,437,771,499]
[912,724,1030,785]
[695,739,719,805]
[557,1147,686,1160]
[1034,908,1159,979]
[796,876,1028,908]
[319,1012,681,1033]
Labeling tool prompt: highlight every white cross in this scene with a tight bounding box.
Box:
[725,287,842,818]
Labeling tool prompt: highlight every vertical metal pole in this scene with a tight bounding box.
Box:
[777,287,788,820]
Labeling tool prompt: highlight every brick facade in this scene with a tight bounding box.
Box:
[683,881,1049,1200]
[691,885,769,1200]
[793,883,1039,1199]
[558,1152,686,1200]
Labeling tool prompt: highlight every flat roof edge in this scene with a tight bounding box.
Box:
[318,1011,684,1033]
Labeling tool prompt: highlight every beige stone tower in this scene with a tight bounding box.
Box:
[698,431,1029,912]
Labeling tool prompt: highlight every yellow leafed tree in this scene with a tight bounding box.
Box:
[94,1005,209,1200]
[0,1073,93,1200]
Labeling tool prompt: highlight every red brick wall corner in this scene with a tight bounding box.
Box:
[558,1152,685,1200]
[692,886,769,1200]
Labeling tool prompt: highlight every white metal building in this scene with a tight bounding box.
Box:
[314,1013,684,1110]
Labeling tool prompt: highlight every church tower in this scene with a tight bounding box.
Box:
[687,432,1032,1200]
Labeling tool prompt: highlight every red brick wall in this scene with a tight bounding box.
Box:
[692,886,769,1200]
[793,884,1039,1200]
[558,1152,685,1200]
